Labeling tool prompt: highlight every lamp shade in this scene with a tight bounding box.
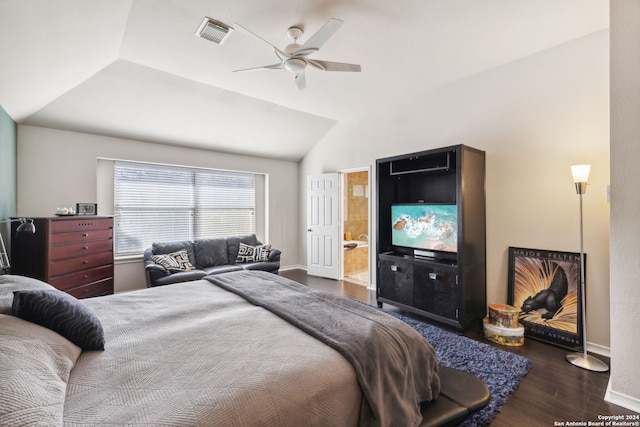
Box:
[16,219,36,234]
[571,165,591,183]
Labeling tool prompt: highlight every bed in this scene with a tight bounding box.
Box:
[0,271,487,427]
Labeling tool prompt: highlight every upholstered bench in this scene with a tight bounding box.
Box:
[420,365,491,426]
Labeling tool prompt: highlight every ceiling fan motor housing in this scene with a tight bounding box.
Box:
[285,43,302,55]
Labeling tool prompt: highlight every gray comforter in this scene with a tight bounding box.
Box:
[64,279,362,426]
[206,270,441,427]
[1,272,439,427]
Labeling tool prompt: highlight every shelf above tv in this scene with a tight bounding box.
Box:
[389,150,451,175]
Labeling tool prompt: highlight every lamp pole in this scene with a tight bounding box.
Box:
[565,166,608,372]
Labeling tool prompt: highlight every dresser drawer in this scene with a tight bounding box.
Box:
[48,265,113,291]
[50,239,113,261]
[50,228,113,245]
[65,278,114,299]
[51,217,113,233]
[49,251,113,276]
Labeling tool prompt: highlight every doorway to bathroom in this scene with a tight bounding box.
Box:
[341,168,370,287]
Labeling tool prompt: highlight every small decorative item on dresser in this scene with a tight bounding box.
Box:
[76,203,97,215]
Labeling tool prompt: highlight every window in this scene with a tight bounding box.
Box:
[114,161,255,256]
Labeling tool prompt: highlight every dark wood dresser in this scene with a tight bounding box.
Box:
[11,216,114,298]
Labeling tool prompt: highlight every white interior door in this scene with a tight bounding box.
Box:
[307,173,339,279]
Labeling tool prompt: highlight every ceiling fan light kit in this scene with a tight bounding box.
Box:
[284,58,306,74]
[231,18,361,90]
[195,17,233,45]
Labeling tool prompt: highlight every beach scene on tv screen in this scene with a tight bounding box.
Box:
[391,204,458,252]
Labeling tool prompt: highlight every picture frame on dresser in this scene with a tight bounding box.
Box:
[76,203,97,215]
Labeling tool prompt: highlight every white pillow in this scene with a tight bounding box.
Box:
[0,275,55,315]
[0,314,81,425]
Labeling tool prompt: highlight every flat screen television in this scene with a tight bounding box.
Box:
[391,203,458,255]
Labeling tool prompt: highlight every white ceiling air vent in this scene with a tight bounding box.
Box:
[195,17,233,44]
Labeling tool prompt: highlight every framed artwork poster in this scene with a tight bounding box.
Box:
[507,247,584,350]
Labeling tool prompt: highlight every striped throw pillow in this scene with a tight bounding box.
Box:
[151,250,194,272]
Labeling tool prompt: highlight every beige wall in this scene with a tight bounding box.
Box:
[608,0,640,411]
[16,125,299,292]
[301,31,611,351]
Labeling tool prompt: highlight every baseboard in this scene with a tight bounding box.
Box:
[279,264,306,272]
[605,381,640,413]
[588,342,611,358]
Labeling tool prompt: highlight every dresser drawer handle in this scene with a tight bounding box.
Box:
[83,246,89,250]
[82,233,89,237]
[82,260,89,264]
[83,275,88,279]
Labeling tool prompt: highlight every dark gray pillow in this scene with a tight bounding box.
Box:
[12,289,105,351]
[194,238,229,268]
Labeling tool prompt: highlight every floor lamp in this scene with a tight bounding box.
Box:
[565,165,609,372]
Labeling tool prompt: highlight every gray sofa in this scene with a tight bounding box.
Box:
[143,234,281,287]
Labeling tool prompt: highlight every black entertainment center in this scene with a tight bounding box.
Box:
[376,144,486,330]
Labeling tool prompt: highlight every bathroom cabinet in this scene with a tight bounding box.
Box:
[375,145,486,330]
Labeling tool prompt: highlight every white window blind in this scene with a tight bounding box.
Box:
[114,161,255,256]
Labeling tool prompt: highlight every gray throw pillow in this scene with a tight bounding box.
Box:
[12,289,105,351]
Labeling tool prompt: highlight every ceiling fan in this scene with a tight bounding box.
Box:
[233,18,361,91]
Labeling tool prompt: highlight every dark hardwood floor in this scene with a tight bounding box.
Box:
[280,269,638,426]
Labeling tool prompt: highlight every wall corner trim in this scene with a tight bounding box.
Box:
[605,381,640,413]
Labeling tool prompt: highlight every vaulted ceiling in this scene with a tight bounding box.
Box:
[0,0,608,161]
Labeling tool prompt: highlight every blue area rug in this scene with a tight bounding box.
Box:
[386,310,533,426]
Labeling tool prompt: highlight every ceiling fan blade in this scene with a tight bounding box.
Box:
[307,59,361,72]
[295,71,306,91]
[233,63,285,72]
[293,18,343,57]
[233,22,289,59]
